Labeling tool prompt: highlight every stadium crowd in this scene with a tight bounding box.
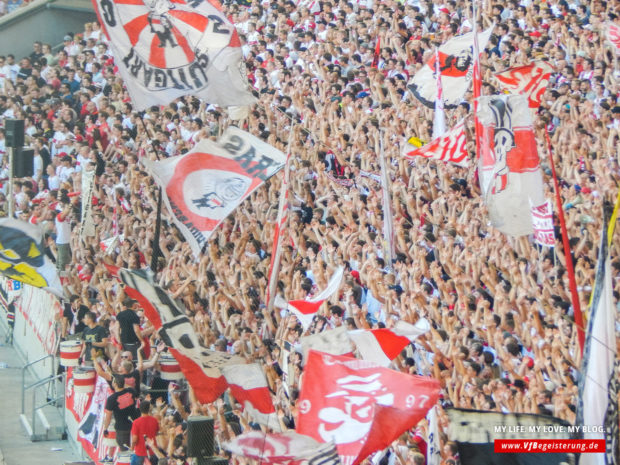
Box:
[0,0,619,463]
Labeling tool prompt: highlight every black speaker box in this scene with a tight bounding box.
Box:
[5,119,24,149]
[13,147,34,178]
[186,416,214,458]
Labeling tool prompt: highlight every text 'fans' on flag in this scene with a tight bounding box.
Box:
[477,94,545,236]
[297,351,440,465]
[114,267,244,403]
[494,61,554,109]
[221,363,281,431]
[92,0,256,110]
[408,26,493,108]
[143,126,286,256]
[224,431,340,465]
[274,266,345,330]
[0,218,63,297]
[402,120,469,167]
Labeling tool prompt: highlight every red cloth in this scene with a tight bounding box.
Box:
[131,415,159,457]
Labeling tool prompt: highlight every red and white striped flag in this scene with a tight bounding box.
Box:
[348,319,431,367]
[276,267,345,330]
[221,363,281,431]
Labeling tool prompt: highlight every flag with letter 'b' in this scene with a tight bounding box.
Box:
[143,127,286,256]
[92,0,256,109]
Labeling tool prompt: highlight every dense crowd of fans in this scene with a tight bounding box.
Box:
[0,0,619,463]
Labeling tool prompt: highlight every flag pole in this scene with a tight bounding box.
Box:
[471,0,482,156]
[265,129,293,312]
[544,127,585,355]
[378,130,395,267]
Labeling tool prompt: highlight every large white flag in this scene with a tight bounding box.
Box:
[477,94,545,236]
[143,126,286,256]
[577,222,618,465]
[408,26,493,108]
[92,0,256,110]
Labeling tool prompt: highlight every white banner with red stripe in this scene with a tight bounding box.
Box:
[402,120,469,167]
[531,200,555,247]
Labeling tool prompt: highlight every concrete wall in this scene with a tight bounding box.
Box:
[0,0,96,60]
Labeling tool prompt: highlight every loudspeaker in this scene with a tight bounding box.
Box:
[186,416,214,458]
[5,119,24,149]
[13,147,33,178]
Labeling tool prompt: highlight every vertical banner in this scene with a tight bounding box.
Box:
[427,406,442,465]
[531,200,555,247]
[77,376,113,464]
[80,168,96,241]
[433,47,446,139]
[378,136,394,266]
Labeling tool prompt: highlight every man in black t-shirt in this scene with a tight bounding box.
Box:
[116,299,144,359]
[62,295,89,338]
[81,311,108,364]
[103,375,139,451]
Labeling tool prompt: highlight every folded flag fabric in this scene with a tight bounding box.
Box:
[300,326,355,365]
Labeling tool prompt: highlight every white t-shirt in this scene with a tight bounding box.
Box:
[55,213,72,245]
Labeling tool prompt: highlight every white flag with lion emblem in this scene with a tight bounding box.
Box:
[92,0,256,109]
[143,127,286,255]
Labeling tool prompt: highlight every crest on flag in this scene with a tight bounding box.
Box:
[143,127,286,256]
[408,26,493,108]
[494,61,554,108]
[92,0,256,109]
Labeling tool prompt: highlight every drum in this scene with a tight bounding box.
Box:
[60,340,82,367]
[115,451,132,465]
[73,367,96,394]
[159,354,183,381]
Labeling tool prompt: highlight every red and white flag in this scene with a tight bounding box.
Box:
[606,22,620,52]
[348,319,430,367]
[297,351,440,465]
[495,61,554,108]
[143,127,286,256]
[224,431,340,465]
[221,363,281,431]
[478,94,545,236]
[408,26,493,108]
[116,268,244,403]
[300,326,355,364]
[91,0,256,110]
[531,200,555,247]
[275,267,345,330]
[402,120,469,167]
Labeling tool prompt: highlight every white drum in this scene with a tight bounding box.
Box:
[60,340,83,367]
[159,354,183,381]
[73,367,96,394]
[115,451,132,465]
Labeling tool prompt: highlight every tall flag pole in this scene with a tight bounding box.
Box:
[471,0,485,160]
[378,132,395,267]
[433,47,446,139]
[544,128,584,355]
[266,131,293,312]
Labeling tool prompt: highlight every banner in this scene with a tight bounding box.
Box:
[0,218,63,297]
[221,363,281,431]
[577,221,618,465]
[606,22,620,52]
[477,95,545,236]
[531,201,554,247]
[427,406,441,465]
[378,138,394,266]
[143,126,286,256]
[77,375,114,464]
[297,351,440,465]
[91,0,256,110]
[446,408,574,465]
[408,26,493,108]
[80,168,96,241]
[117,267,244,403]
[402,120,469,167]
[275,267,345,330]
[494,61,554,109]
[225,431,340,465]
[13,283,62,355]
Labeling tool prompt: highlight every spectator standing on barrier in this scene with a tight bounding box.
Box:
[81,311,109,365]
[103,374,139,451]
[130,400,159,465]
[62,294,88,339]
[117,298,144,359]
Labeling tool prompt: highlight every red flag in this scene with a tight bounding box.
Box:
[606,21,620,52]
[495,61,554,108]
[117,268,244,403]
[297,351,440,465]
[348,319,431,366]
[221,363,281,430]
[224,431,340,465]
[402,120,469,167]
[371,37,380,69]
